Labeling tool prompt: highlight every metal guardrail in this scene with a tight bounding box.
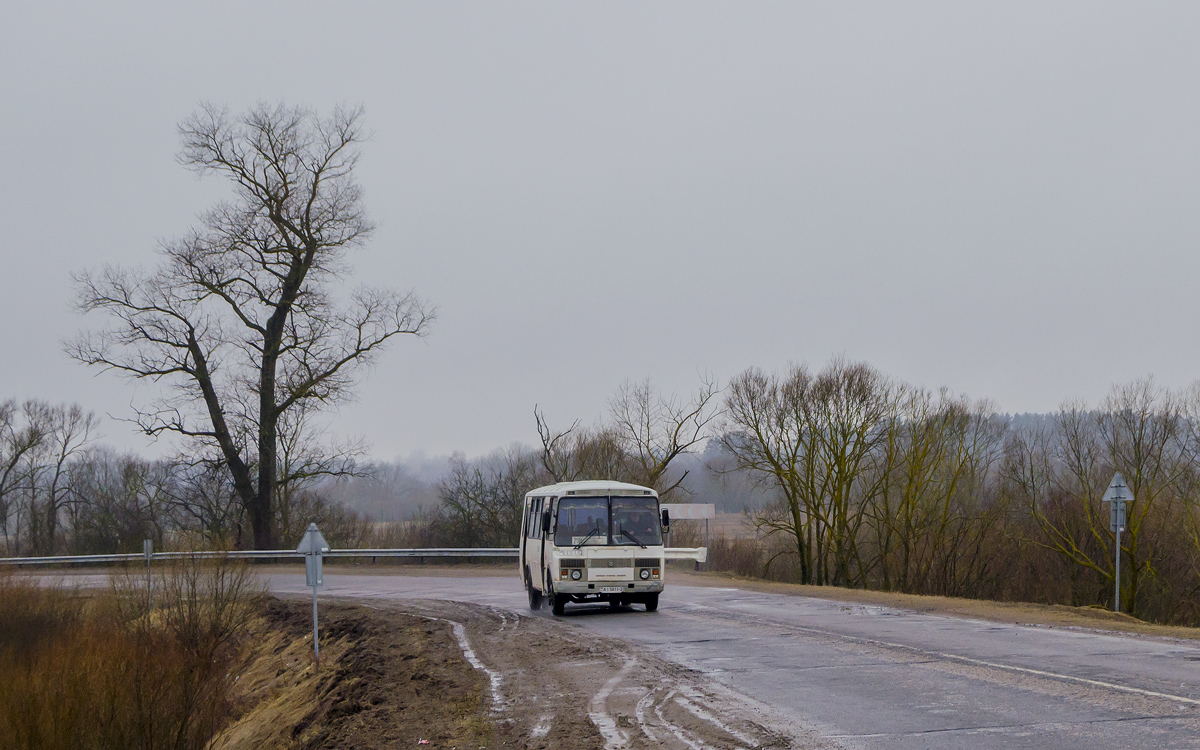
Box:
[0,548,521,567]
[0,546,707,566]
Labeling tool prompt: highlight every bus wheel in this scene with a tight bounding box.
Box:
[551,594,566,616]
[644,593,659,612]
[526,568,542,610]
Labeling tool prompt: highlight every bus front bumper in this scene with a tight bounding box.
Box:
[552,580,664,595]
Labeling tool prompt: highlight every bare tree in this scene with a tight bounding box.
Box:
[723,360,897,586]
[274,400,365,542]
[535,408,628,484]
[26,402,98,554]
[69,103,434,548]
[0,400,45,553]
[534,377,719,496]
[1020,381,1186,616]
[608,376,720,496]
[70,448,174,553]
[437,448,540,547]
[721,366,814,582]
[870,389,1005,595]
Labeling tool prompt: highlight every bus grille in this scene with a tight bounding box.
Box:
[559,559,585,568]
[635,558,661,568]
[587,558,634,568]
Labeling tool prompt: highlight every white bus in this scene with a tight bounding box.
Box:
[520,480,670,615]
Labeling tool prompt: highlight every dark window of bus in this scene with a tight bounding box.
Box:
[554,496,608,547]
[611,496,662,546]
[527,498,542,538]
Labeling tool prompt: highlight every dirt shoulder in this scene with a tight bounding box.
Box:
[358,598,820,750]
[214,599,493,750]
[222,594,819,749]
[668,566,1200,641]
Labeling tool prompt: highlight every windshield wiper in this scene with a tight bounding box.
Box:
[574,523,604,549]
[619,527,647,548]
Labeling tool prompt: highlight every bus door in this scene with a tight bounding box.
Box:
[525,496,545,590]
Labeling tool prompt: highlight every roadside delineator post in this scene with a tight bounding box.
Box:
[1102,473,1134,613]
[296,523,330,666]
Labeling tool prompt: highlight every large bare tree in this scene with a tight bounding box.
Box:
[534,377,718,496]
[69,103,434,549]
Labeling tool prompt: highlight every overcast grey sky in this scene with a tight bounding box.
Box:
[3,2,1200,459]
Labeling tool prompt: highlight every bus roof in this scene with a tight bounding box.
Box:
[526,480,657,498]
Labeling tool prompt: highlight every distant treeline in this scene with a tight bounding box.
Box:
[6,360,1200,624]
[717,361,1200,624]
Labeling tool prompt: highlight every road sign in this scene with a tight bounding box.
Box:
[296,523,331,555]
[295,522,329,666]
[1102,472,1133,532]
[660,503,716,520]
[1110,502,1127,533]
[1102,472,1134,508]
[1101,472,1134,613]
[305,553,324,587]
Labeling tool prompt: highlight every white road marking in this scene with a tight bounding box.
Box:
[588,656,637,749]
[810,623,1200,707]
[687,602,1200,707]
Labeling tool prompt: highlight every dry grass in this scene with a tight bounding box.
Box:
[214,600,493,750]
[211,618,353,750]
[0,560,259,750]
[669,567,1200,641]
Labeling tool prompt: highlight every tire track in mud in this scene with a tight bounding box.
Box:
[354,598,831,750]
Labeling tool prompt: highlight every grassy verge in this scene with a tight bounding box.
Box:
[214,600,492,750]
[0,561,258,750]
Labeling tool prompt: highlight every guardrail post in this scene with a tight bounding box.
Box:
[143,539,153,605]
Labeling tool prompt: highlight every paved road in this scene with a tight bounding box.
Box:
[271,571,1200,749]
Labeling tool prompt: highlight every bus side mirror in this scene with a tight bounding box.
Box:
[542,510,551,534]
[661,509,670,532]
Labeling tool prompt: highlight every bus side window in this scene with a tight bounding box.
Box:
[529,498,543,539]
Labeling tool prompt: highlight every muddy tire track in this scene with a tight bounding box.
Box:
[355,599,829,750]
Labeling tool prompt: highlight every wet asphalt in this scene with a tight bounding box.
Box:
[265,570,1200,749]
[265,571,1200,744]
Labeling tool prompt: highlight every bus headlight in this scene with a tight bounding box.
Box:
[639,569,650,580]
[571,569,582,580]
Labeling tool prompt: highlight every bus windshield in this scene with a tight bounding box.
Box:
[612,496,663,546]
[553,495,662,547]
[555,497,608,546]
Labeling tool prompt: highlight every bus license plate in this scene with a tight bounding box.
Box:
[599,586,622,594]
